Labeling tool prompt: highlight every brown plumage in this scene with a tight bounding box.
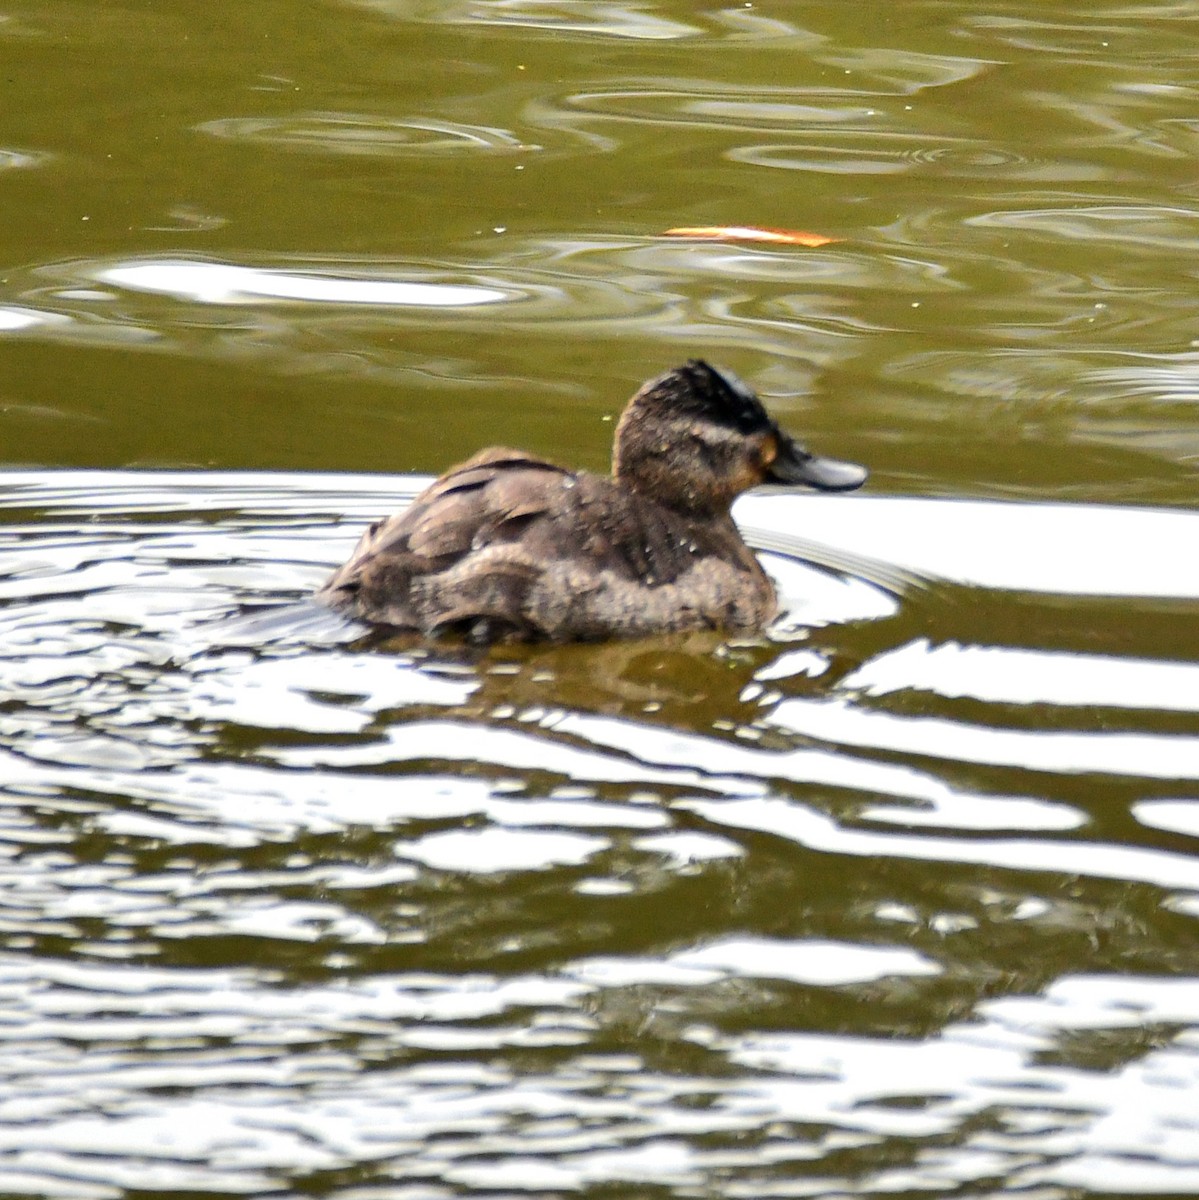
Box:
[317,360,866,642]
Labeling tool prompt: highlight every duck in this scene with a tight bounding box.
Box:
[316,360,867,642]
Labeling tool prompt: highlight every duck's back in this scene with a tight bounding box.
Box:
[317,448,774,641]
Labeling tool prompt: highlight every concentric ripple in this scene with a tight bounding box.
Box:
[354,0,702,40]
[198,112,537,157]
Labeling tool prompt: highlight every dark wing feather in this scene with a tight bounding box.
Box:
[316,449,574,630]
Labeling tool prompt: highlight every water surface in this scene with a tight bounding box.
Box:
[1,471,1197,1196]
[2,0,1199,1195]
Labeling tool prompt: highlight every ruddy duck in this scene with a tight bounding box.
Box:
[317,360,866,642]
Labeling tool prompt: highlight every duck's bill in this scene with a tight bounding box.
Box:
[768,439,868,491]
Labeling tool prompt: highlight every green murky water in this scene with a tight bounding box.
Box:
[1,2,1198,1196]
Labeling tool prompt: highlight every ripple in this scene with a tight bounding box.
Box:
[772,696,1199,782]
[686,793,1199,891]
[1134,799,1199,839]
[198,112,537,157]
[97,259,509,307]
[874,341,1199,491]
[963,10,1193,57]
[1,234,978,379]
[0,469,1197,1197]
[566,86,882,132]
[910,144,1034,169]
[354,0,700,39]
[400,826,609,873]
[819,44,997,95]
[531,48,997,171]
[6,949,1192,1195]
[844,638,1199,712]
[966,203,1199,249]
[23,245,695,352]
[730,134,1038,177]
[0,147,46,171]
[1086,354,1199,402]
[737,493,1199,599]
[667,936,940,985]
[568,937,938,988]
[0,306,71,332]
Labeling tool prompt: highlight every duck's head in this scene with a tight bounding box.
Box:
[613,360,866,516]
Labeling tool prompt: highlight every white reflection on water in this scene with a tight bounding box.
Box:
[0,148,45,170]
[761,550,899,628]
[845,638,1199,711]
[686,794,1199,892]
[1088,352,1199,403]
[0,305,70,331]
[630,829,741,865]
[771,696,1199,780]
[568,937,938,987]
[189,652,480,733]
[1134,799,1199,840]
[547,710,1081,831]
[400,826,609,872]
[666,936,940,985]
[967,203,1199,249]
[1,470,1198,1197]
[275,711,1080,833]
[35,242,697,349]
[356,0,702,40]
[2,952,1195,1196]
[726,973,1199,1189]
[737,492,1199,598]
[97,260,508,307]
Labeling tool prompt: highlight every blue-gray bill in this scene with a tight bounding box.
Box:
[768,437,868,491]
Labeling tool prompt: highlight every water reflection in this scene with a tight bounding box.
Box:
[739,492,1199,597]
[0,469,1197,1195]
[198,112,537,157]
[9,246,695,348]
[846,637,1199,710]
[0,305,69,331]
[354,0,702,40]
[98,259,509,307]
[967,203,1199,249]
[7,0,1199,1190]
[0,147,45,171]
[729,136,1036,177]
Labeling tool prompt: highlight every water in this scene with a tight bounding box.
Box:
[0,471,1197,1196]
[3,0,1199,1194]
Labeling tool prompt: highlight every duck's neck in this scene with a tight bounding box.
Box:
[613,461,732,522]
[612,403,741,520]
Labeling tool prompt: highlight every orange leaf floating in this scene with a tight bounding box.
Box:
[663,225,840,247]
